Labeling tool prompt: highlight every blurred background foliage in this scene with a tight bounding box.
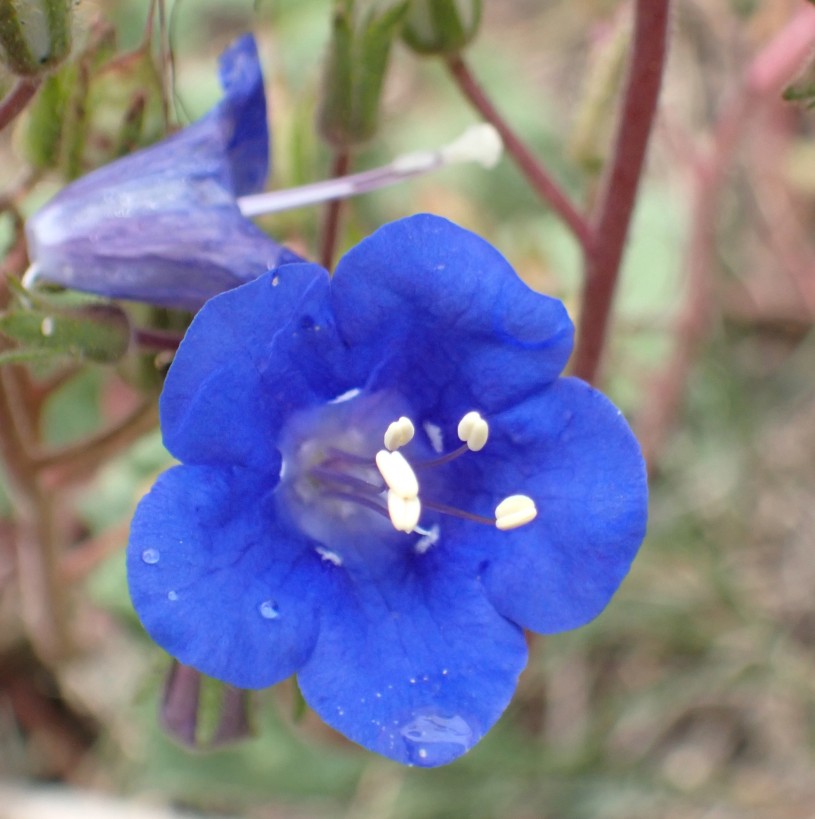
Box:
[2,0,815,817]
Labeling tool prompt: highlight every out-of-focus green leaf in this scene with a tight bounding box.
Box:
[0,303,131,363]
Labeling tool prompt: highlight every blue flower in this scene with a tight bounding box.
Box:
[25,35,299,311]
[127,214,648,767]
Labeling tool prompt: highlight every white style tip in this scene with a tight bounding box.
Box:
[384,416,415,451]
[387,491,421,533]
[457,411,489,452]
[441,123,504,169]
[495,495,537,530]
[375,449,419,498]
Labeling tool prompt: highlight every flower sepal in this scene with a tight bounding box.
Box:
[317,0,410,148]
[402,0,482,56]
[0,0,72,77]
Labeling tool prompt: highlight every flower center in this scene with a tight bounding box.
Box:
[276,391,536,557]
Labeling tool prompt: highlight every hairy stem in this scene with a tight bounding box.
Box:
[445,54,593,251]
[571,0,671,384]
[0,77,39,133]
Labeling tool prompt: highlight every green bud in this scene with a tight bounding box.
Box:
[317,0,410,148]
[402,0,481,56]
[0,0,73,77]
[0,303,131,364]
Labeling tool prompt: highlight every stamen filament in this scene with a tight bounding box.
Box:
[308,466,383,495]
[413,443,470,470]
[324,447,377,467]
[421,498,496,527]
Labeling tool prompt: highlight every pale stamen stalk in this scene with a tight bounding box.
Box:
[237,124,503,218]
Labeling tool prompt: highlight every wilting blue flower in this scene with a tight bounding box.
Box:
[25,35,299,311]
[127,214,648,767]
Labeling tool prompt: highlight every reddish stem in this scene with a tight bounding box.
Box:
[319,150,351,271]
[445,54,593,251]
[571,0,671,384]
[0,77,40,133]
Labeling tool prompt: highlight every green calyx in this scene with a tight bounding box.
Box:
[0,0,73,77]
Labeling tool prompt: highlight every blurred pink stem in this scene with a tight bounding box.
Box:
[637,4,815,467]
[571,0,671,384]
[0,78,39,133]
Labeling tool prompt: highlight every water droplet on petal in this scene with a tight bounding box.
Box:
[141,548,160,565]
[400,712,476,766]
[167,590,178,601]
[259,600,280,620]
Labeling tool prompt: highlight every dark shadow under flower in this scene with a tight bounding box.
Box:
[25,34,300,311]
[127,214,648,767]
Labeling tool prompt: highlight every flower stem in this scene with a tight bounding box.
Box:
[444,53,593,251]
[570,0,671,384]
[320,150,352,271]
[0,77,39,133]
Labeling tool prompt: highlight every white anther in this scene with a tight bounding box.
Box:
[375,450,419,498]
[387,491,422,533]
[457,411,489,452]
[384,416,415,451]
[494,495,537,530]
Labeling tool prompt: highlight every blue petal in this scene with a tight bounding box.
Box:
[25,35,300,310]
[297,551,528,767]
[330,214,574,415]
[127,464,330,689]
[457,378,648,633]
[161,264,359,470]
[214,33,271,196]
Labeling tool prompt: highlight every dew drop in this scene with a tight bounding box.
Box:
[259,600,280,620]
[167,590,178,602]
[271,274,280,286]
[141,548,160,565]
[400,712,475,766]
